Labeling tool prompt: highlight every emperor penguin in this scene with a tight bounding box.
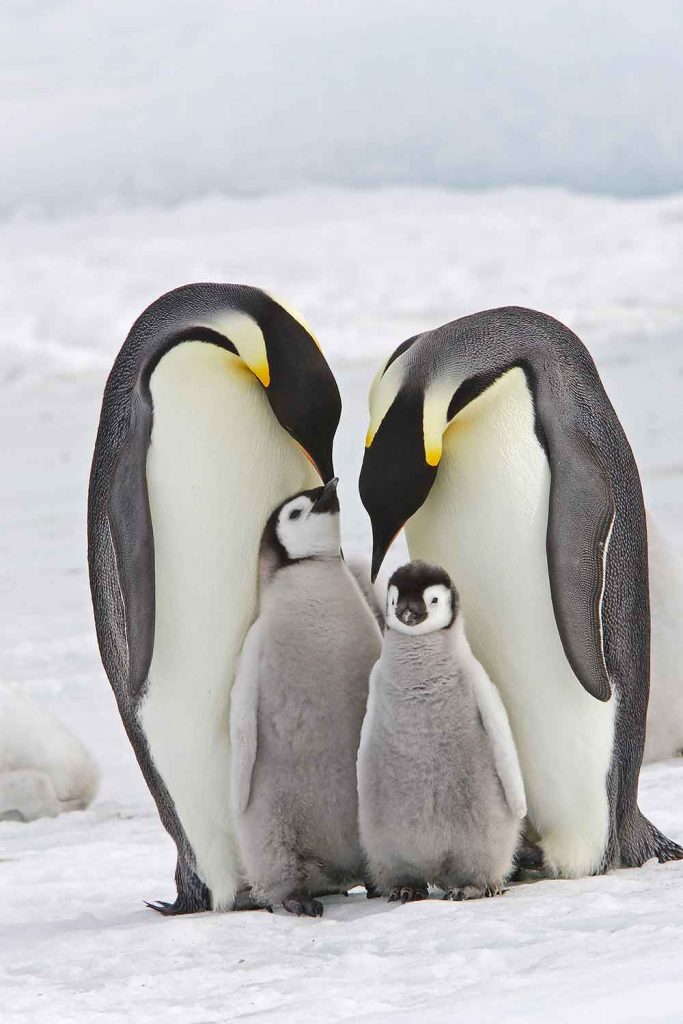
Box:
[359,305,683,880]
[88,283,341,913]
[230,480,382,917]
[357,561,525,902]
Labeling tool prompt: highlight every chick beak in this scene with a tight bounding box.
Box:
[312,477,340,514]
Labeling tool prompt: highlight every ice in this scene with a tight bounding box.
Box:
[1,188,683,385]
[1,188,683,1021]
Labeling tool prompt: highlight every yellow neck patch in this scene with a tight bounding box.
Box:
[422,377,460,466]
[201,311,270,387]
[365,356,405,448]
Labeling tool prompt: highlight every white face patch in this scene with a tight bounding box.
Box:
[276,495,340,560]
[386,582,453,635]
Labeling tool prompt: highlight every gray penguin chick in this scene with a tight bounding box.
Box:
[230,479,382,917]
[357,560,526,902]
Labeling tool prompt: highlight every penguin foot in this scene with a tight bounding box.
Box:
[515,836,545,870]
[364,881,382,899]
[145,898,205,916]
[283,892,324,918]
[233,888,272,913]
[620,813,683,868]
[510,837,546,879]
[444,883,504,901]
[388,885,428,905]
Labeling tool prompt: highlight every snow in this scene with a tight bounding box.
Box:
[0,688,98,820]
[1,187,683,1020]
[2,773,683,1022]
[2,187,683,383]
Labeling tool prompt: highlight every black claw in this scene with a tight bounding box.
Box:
[144,899,198,917]
[145,900,168,913]
[365,881,382,899]
[389,885,428,905]
[283,893,324,918]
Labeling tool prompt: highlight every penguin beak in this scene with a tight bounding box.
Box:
[396,597,428,626]
[312,477,340,514]
[360,390,439,583]
[371,526,400,583]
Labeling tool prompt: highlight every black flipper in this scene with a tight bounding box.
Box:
[539,412,615,702]
[108,388,155,698]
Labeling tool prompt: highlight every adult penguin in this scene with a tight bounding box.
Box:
[88,283,341,913]
[359,305,682,879]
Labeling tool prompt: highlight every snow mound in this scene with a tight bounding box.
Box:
[0,687,99,821]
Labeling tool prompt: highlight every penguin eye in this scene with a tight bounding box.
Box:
[289,509,302,521]
[430,596,438,605]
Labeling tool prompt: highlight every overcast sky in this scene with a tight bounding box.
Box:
[2,0,682,214]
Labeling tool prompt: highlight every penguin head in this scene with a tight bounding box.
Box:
[261,479,341,570]
[359,328,507,580]
[385,561,458,635]
[155,285,342,483]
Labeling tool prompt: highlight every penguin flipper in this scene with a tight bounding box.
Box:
[344,555,385,630]
[468,654,527,820]
[107,389,156,698]
[543,425,615,703]
[230,621,262,815]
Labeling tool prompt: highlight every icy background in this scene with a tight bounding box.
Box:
[2,0,683,1019]
[1,187,683,1022]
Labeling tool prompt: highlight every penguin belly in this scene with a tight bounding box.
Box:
[406,367,616,878]
[138,341,319,909]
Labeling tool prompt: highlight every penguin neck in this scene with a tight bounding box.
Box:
[382,624,459,698]
[258,548,339,589]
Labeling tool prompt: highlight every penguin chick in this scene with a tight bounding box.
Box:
[357,560,526,903]
[344,555,386,630]
[230,479,382,917]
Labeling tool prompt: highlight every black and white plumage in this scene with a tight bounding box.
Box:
[359,306,683,879]
[358,561,525,902]
[88,284,341,913]
[230,482,382,916]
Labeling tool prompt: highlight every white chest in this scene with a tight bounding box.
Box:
[138,341,318,907]
[406,368,615,877]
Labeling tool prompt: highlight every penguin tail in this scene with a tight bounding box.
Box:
[619,811,683,868]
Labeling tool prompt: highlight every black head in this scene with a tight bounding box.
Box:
[140,285,342,484]
[360,386,438,581]
[257,296,341,482]
[386,561,459,634]
[359,327,511,580]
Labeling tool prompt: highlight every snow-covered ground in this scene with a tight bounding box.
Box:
[1,188,683,1022]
